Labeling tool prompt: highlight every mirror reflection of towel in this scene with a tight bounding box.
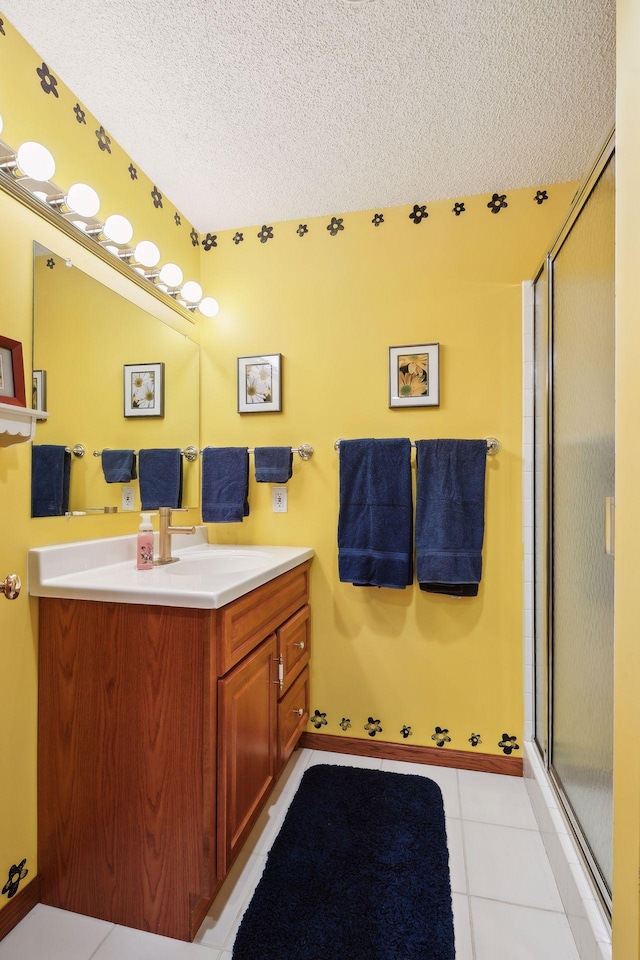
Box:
[138,448,182,509]
[338,438,413,589]
[32,445,71,517]
[415,439,487,596]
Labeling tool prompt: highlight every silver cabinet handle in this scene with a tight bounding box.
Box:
[293,640,306,650]
[2,574,21,600]
[292,708,304,716]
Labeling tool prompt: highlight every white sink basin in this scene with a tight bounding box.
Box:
[28,528,314,609]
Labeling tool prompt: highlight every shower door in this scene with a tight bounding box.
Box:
[534,144,615,909]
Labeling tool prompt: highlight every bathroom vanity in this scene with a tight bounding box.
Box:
[29,532,313,941]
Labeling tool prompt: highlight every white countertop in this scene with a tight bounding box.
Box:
[28,527,314,609]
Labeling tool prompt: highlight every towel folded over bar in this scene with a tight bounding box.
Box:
[138,448,183,510]
[31,445,71,517]
[201,446,250,522]
[338,438,413,589]
[101,449,137,483]
[415,439,487,596]
[254,446,293,483]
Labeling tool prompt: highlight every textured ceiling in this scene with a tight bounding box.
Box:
[2,0,615,232]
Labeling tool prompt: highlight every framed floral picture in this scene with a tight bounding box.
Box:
[0,334,26,407]
[237,353,282,413]
[389,343,439,407]
[123,361,165,418]
[32,369,47,419]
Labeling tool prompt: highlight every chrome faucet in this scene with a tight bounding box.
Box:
[156,507,196,565]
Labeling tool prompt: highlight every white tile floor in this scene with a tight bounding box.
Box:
[0,748,581,960]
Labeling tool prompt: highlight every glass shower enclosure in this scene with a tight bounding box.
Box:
[533,139,615,911]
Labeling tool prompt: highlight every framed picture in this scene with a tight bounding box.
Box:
[0,335,26,407]
[123,362,165,418]
[237,353,282,413]
[32,369,47,420]
[389,343,440,408]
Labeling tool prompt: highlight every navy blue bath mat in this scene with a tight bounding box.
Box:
[232,763,455,960]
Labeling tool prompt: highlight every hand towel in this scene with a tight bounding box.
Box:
[415,439,487,596]
[201,446,250,522]
[338,438,413,589]
[254,446,293,483]
[138,448,182,510]
[101,449,137,483]
[31,445,71,517]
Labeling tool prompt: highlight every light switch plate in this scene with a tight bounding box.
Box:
[272,486,288,513]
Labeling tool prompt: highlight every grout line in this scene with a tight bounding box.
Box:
[468,893,572,916]
[86,923,119,960]
[456,770,478,960]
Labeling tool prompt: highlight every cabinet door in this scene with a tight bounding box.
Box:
[278,666,310,771]
[217,634,278,877]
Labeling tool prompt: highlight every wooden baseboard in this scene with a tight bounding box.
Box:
[0,875,41,942]
[299,732,523,777]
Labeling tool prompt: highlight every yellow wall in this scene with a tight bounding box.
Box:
[198,187,575,756]
[613,0,640,955]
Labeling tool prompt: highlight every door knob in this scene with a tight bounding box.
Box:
[2,574,21,600]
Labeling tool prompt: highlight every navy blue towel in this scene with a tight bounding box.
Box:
[31,445,71,517]
[138,448,182,510]
[101,449,137,483]
[338,438,413,589]
[415,439,487,596]
[254,446,293,483]
[201,446,250,522]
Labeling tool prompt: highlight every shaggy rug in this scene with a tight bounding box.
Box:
[232,763,455,960]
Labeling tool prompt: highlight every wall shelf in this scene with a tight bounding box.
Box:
[0,402,49,447]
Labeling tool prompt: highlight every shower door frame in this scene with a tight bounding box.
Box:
[533,130,615,916]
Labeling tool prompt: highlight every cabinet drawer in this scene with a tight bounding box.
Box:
[278,604,310,693]
[217,562,310,674]
[278,666,309,770]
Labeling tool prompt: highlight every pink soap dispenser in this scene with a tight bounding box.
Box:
[137,513,154,570]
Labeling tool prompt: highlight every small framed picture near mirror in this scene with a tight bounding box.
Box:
[123,361,165,418]
[389,343,439,408]
[237,353,282,413]
[32,369,47,418]
[0,334,27,407]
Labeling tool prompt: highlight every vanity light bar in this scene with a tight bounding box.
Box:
[0,126,218,320]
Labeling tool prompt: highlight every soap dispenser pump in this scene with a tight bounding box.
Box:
[137,513,154,570]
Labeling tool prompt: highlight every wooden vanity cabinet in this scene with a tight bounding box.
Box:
[37,560,311,942]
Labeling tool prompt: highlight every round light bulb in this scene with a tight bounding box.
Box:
[181,280,203,303]
[159,262,183,288]
[16,141,55,181]
[199,297,220,318]
[134,240,160,267]
[66,182,100,217]
[104,214,133,244]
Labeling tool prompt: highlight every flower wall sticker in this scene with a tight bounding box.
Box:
[95,126,112,153]
[364,717,382,737]
[311,710,328,729]
[534,189,549,204]
[297,224,308,238]
[202,233,217,251]
[151,186,163,209]
[372,213,384,227]
[257,224,274,243]
[498,733,520,755]
[37,62,58,97]
[190,228,200,247]
[327,216,344,237]
[431,726,451,747]
[409,203,428,224]
[2,858,28,899]
[0,19,5,35]
[46,258,55,269]
[174,212,181,226]
[468,733,482,747]
[487,192,508,214]
[128,163,138,180]
[339,718,352,731]
[400,725,413,739]
[73,103,86,124]
[452,202,466,216]
[233,232,244,245]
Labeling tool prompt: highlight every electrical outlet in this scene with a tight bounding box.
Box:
[122,485,135,511]
[272,486,288,513]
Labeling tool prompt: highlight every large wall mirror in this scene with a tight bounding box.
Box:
[32,243,200,517]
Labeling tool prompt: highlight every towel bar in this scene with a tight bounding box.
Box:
[64,444,86,458]
[334,437,500,455]
[92,445,199,461]
[199,444,314,460]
